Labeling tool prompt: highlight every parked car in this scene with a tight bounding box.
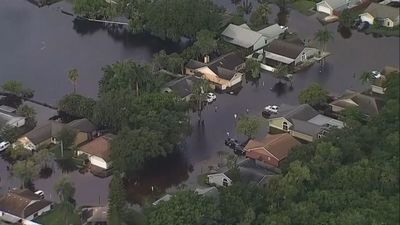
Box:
[351,18,361,29]
[264,105,279,114]
[233,145,246,156]
[0,138,10,153]
[262,110,271,119]
[371,70,382,79]
[34,190,44,199]
[225,138,240,148]
[206,93,216,103]
[357,21,369,31]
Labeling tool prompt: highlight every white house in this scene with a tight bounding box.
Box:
[0,189,52,224]
[185,52,245,90]
[0,105,25,128]
[221,23,286,51]
[207,173,232,187]
[264,39,319,67]
[360,3,400,27]
[77,134,114,170]
[317,0,363,15]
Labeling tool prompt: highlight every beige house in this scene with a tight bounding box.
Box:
[16,118,97,151]
[268,104,344,142]
[360,3,400,27]
[185,52,245,90]
[77,134,114,170]
[329,90,383,117]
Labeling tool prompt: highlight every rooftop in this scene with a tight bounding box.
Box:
[221,24,263,48]
[265,39,305,60]
[79,134,114,162]
[365,3,399,21]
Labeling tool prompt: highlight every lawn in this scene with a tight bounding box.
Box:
[35,205,81,225]
[365,25,400,37]
[292,1,316,16]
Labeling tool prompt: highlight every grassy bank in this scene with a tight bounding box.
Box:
[35,205,81,225]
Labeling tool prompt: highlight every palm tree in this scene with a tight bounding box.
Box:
[259,3,270,24]
[54,176,76,225]
[192,79,211,123]
[68,68,79,94]
[314,26,334,64]
[273,63,290,83]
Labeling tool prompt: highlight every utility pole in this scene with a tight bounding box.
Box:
[60,140,64,158]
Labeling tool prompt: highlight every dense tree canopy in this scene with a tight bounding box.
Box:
[298,83,329,106]
[147,191,221,225]
[58,94,96,119]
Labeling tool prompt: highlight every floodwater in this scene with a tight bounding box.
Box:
[0,0,399,206]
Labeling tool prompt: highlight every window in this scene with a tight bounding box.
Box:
[223,178,229,187]
[283,122,288,131]
[301,52,307,61]
[267,157,271,161]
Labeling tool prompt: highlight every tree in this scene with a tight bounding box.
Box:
[2,80,23,95]
[33,148,53,169]
[58,94,96,119]
[68,68,79,94]
[0,125,19,143]
[339,9,357,28]
[16,104,36,128]
[100,60,158,96]
[54,176,76,225]
[9,143,31,161]
[73,0,108,19]
[192,79,212,122]
[250,3,270,30]
[245,58,261,79]
[111,128,164,174]
[108,174,127,225]
[148,191,220,225]
[298,83,329,106]
[314,26,333,57]
[12,159,39,188]
[236,116,260,139]
[152,50,185,74]
[55,127,77,151]
[273,63,290,83]
[142,0,222,41]
[194,30,218,57]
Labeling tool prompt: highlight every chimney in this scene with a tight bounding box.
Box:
[204,55,210,64]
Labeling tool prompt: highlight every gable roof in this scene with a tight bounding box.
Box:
[186,59,206,70]
[0,189,52,219]
[257,24,286,39]
[319,0,361,10]
[67,118,96,133]
[0,107,25,128]
[221,24,263,48]
[271,104,320,122]
[330,90,382,116]
[25,123,52,145]
[245,133,301,161]
[365,3,400,21]
[165,76,202,98]
[291,118,324,136]
[79,134,114,162]
[190,52,244,81]
[265,39,305,60]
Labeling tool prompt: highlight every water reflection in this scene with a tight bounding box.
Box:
[125,152,192,204]
[337,25,352,39]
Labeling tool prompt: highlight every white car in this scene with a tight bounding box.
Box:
[0,139,10,153]
[371,70,382,79]
[264,105,279,114]
[206,93,216,103]
[34,190,44,199]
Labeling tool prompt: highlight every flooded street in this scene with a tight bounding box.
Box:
[0,0,399,206]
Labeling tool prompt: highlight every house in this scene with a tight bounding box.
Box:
[0,105,25,128]
[371,66,399,94]
[264,39,319,67]
[329,90,384,117]
[16,118,97,151]
[221,23,286,50]
[77,134,114,170]
[317,0,363,15]
[81,206,108,225]
[244,133,301,167]
[0,189,52,224]
[162,76,203,101]
[185,52,245,90]
[268,104,344,142]
[207,173,232,187]
[360,3,400,27]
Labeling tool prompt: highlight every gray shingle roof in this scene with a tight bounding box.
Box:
[365,3,399,21]
[257,24,286,39]
[319,0,362,10]
[265,40,305,60]
[291,119,323,137]
[221,24,263,48]
[185,59,206,70]
[330,90,381,116]
[165,76,201,98]
[271,104,319,122]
